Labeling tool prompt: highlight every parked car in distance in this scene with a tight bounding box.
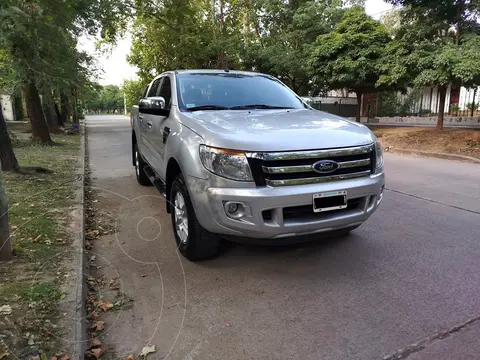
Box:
[131,69,385,261]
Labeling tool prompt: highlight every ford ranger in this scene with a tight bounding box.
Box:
[131,70,385,261]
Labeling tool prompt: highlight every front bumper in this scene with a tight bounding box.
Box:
[186,173,385,239]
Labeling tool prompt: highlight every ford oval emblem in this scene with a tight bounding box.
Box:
[313,160,339,174]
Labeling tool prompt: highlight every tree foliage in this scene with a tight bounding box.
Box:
[83,84,124,114]
[308,6,391,121]
[123,79,145,110]
[379,0,480,128]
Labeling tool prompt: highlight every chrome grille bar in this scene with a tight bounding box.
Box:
[246,144,374,161]
[265,171,371,187]
[262,158,371,174]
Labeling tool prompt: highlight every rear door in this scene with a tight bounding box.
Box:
[140,77,162,166]
[148,75,173,177]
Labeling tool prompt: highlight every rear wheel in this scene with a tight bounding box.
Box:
[134,143,151,186]
[170,173,221,261]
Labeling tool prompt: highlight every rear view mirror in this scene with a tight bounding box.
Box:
[139,96,169,116]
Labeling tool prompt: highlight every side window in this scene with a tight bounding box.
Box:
[147,78,161,97]
[158,76,172,108]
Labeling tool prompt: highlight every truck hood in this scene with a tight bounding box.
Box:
[180,108,376,152]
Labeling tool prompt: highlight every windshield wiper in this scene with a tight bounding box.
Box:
[229,104,294,110]
[186,105,229,111]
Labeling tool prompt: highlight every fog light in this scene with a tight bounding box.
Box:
[227,203,239,214]
[224,201,251,220]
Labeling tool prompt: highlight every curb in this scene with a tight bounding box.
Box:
[61,121,87,359]
[385,149,480,164]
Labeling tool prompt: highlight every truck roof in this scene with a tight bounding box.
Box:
[174,69,268,77]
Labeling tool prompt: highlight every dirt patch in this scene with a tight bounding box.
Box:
[372,127,480,160]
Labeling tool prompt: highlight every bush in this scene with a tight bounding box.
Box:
[466,102,479,111]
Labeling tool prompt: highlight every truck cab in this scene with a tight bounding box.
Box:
[131,70,385,261]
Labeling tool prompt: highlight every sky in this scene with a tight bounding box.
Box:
[79,0,393,86]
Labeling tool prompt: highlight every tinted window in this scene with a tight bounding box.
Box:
[159,77,172,108]
[147,78,161,97]
[176,73,306,110]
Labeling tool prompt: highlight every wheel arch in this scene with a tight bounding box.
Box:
[165,157,182,214]
[131,130,137,166]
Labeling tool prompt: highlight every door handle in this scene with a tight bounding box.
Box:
[162,127,171,144]
[147,121,152,128]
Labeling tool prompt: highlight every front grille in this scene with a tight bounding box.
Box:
[246,144,375,187]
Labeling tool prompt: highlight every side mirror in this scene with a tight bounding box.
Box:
[139,96,169,116]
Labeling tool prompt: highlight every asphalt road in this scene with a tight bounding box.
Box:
[86,115,480,360]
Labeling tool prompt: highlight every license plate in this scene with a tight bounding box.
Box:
[313,190,347,213]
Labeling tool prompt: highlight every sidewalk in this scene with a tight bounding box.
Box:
[365,122,480,129]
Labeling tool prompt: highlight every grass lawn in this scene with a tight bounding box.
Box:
[0,122,80,359]
[372,127,480,159]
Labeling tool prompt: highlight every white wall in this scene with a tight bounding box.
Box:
[0,95,14,121]
[459,86,480,110]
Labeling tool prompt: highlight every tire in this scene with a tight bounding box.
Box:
[134,143,151,186]
[170,173,221,261]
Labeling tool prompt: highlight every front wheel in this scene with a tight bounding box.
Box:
[170,173,221,261]
[134,144,151,186]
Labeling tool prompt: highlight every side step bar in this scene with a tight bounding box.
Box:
[144,166,167,199]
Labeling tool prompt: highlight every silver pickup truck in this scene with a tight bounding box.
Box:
[131,69,385,260]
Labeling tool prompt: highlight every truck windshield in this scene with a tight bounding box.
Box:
[176,73,307,111]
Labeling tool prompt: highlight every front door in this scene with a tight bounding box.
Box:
[141,77,162,167]
[148,75,172,180]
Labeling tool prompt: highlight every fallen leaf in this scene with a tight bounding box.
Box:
[87,311,98,321]
[97,300,113,312]
[224,322,231,327]
[51,357,58,360]
[87,348,104,359]
[60,294,66,300]
[0,305,12,315]
[0,352,9,359]
[28,334,35,345]
[33,234,42,242]
[125,355,134,360]
[11,225,18,230]
[40,354,48,360]
[60,356,70,360]
[45,239,52,245]
[89,338,102,349]
[90,321,105,331]
[108,279,119,290]
[141,274,147,278]
[140,345,156,357]
[86,230,100,240]
[30,356,40,360]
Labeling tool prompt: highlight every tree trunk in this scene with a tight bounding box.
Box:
[53,102,63,127]
[355,92,362,122]
[0,107,19,171]
[437,86,447,130]
[43,91,59,132]
[0,167,11,261]
[60,91,69,125]
[72,89,78,125]
[25,83,53,143]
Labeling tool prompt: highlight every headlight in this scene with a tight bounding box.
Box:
[199,145,253,181]
[375,141,384,172]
